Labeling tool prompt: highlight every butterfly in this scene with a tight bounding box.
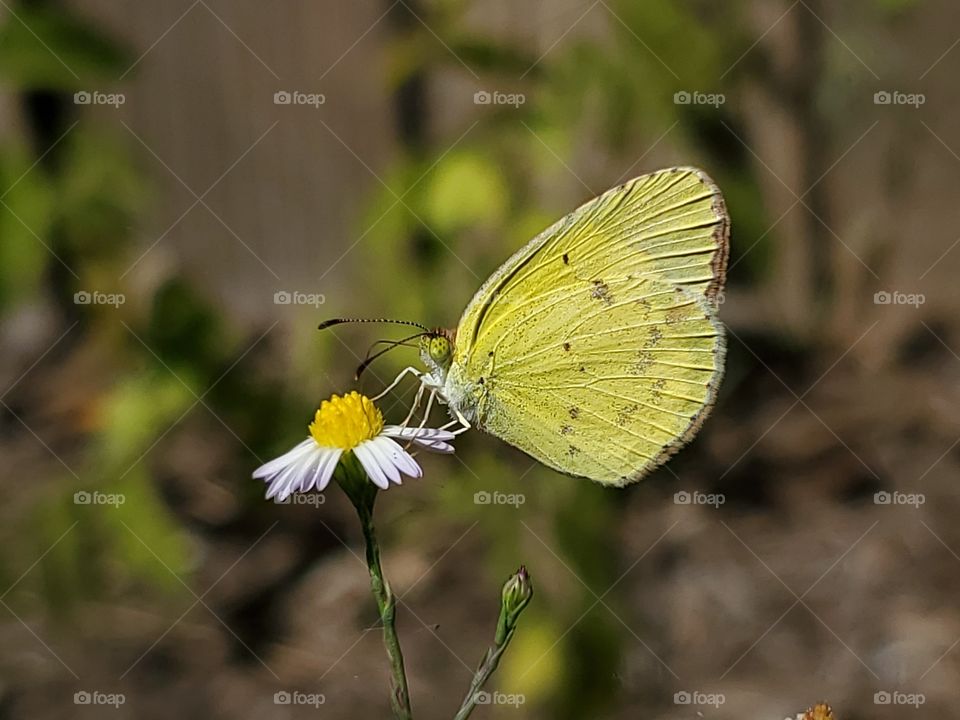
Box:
[323,167,729,486]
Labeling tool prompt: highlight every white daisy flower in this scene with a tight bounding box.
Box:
[253,391,455,502]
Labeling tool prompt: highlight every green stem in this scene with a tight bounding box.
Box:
[453,629,517,720]
[358,503,413,720]
[454,567,532,720]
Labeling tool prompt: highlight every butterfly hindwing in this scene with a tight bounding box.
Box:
[470,275,722,484]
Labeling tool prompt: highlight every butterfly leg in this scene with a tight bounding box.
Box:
[372,365,422,402]
[436,411,470,434]
[449,406,472,436]
[402,387,437,449]
[398,381,427,430]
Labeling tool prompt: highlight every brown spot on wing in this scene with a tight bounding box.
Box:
[616,403,640,426]
[591,279,613,305]
[650,377,666,402]
[632,350,653,375]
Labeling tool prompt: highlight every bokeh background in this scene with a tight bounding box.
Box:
[2,1,958,718]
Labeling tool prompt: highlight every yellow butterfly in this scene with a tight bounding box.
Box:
[324,167,729,486]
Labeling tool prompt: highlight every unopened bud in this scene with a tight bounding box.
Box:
[496,566,533,644]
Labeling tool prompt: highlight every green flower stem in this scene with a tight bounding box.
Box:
[453,567,533,720]
[359,504,412,720]
[338,456,412,720]
[453,631,516,720]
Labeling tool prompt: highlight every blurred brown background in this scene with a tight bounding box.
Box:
[1,1,959,718]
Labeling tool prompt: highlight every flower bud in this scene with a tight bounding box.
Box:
[496,566,533,644]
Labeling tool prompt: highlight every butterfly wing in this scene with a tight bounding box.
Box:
[452,167,729,485]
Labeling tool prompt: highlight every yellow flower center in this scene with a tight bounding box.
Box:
[309,391,384,450]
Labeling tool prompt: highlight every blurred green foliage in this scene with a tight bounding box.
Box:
[0,2,297,623]
[0,4,126,89]
[0,2,196,613]
[0,142,52,308]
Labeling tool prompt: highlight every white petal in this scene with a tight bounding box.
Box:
[354,443,390,489]
[299,448,337,493]
[272,447,323,501]
[364,439,402,485]
[372,437,422,479]
[295,454,322,494]
[253,438,315,479]
[263,449,309,499]
[382,426,456,453]
[265,456,302,500]
[416,439,455,453]
[404,436,455,453]
[315,449,342,491]
[383,425,456,442]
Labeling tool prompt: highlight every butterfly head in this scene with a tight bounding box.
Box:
[317,317,457,383]
[419,329,455,378]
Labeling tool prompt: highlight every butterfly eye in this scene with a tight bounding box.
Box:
[429,337,452,366]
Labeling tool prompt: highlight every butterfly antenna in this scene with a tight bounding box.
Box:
[355,331,428,380]
[318,317,430,332]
